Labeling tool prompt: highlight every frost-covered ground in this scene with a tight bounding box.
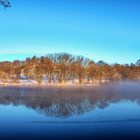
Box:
[0,79,102,87]
[1,78,136,87]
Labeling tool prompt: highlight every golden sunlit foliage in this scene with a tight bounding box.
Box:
[0,53,140,84]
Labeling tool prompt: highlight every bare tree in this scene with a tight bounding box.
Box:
[0,0,11,9]
[34,65,44,84]
[74,56,90,84]
[40,56,54,84]
[87,61,96,84]
[49,53,74,83]
[12,60,22,83]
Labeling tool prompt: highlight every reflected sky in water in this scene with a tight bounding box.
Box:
[0,81,140,139]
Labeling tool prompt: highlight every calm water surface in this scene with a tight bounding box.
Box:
[0,81,140,139]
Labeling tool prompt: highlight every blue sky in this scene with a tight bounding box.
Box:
[0,0,140,64]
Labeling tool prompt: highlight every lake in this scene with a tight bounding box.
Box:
[0,81,140,140]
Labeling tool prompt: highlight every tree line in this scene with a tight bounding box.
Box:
[0,53,140,84]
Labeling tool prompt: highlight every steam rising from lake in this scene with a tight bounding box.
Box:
[0,81,140,118]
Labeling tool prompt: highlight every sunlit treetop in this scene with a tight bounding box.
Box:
[0,0,11,9]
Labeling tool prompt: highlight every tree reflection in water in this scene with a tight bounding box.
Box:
[0,81,140,118]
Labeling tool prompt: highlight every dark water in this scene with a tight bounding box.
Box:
[0,81,140,139]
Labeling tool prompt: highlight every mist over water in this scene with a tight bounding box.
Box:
[0,81,140,139]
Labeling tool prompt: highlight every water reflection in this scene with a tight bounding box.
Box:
[0,81,140,118]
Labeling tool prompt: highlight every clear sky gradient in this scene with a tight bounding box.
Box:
[0,0,140,64]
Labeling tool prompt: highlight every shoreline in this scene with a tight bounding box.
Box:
[0,82,101,88]
[0,80,139,88]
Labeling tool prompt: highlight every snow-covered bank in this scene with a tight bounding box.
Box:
[0,79,101,88]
